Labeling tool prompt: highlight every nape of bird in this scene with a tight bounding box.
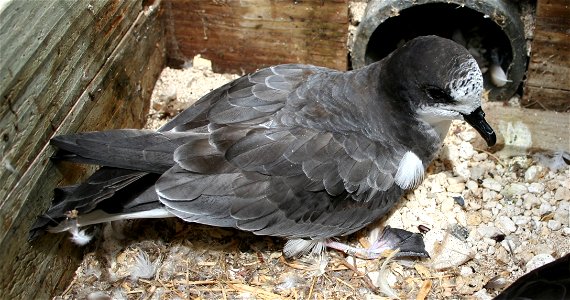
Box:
[31,35,496,259]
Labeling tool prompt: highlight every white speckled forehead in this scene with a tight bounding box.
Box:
[446,57,483,113]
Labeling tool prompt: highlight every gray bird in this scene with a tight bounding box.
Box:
[31,36,496,259]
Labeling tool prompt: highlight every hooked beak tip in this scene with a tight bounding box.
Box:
[462,107,496,147]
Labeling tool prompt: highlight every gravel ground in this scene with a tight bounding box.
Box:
[54,57,569,300]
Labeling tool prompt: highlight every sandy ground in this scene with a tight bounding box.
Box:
[53,56,569,300]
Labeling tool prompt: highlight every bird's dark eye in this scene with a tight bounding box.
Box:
[424,86,454,103]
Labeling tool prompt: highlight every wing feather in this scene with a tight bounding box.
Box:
[154,63,409,239]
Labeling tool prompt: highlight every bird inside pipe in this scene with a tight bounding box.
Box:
[31,35,496,260]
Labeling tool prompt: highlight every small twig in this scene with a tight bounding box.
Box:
[185,280,218,285]
[307,276,317,299]
[157,278,186,299]
[426,274,455,279]
[328,266,350,271]
[141,285,157,300]
[228,283,287,300]
[416,280,432,300]
[185,258,190,299]
[61,277,77,297]
[536,100,548,110]
[336,255,380,293]
[166,279,242,286]
[137,279,153,284]
[334,276,355,290]
[280,256,314,270]
[475,147,506,168]
[221,283,228,300]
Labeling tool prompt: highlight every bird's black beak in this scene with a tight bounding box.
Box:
[462,107,496,147]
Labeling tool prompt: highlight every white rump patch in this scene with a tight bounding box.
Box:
[395,151,424,190]
[283,239,325,258]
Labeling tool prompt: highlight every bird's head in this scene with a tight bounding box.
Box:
[382,35,496,147]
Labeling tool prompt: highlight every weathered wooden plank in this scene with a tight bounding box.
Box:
[0,0,140,254]
[0,0,140,208]
[522,0,570,112]
[163,0,348,73]
[475,102,570,156]
[0,1,165,298]
[524,86,570,112]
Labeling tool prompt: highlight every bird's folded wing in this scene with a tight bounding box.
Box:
[154,64,406,238]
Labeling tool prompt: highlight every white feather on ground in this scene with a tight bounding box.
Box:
[489,64,510,87]
[129,250,158,280]
[69,226,93,246]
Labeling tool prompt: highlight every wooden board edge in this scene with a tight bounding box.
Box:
[0,3,165,298]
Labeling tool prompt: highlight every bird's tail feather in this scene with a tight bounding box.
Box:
[29,167,167,241]
[50,129,195,173]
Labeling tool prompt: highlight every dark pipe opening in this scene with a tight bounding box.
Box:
[364,3,513,96]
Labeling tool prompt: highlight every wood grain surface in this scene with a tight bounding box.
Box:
[0,1,165,298]
[163,0,349,73]
[523,0,570,112]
